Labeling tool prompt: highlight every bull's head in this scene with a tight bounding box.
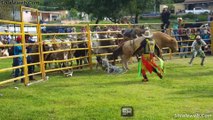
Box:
[170,38,179,52]
[43,40,54,51]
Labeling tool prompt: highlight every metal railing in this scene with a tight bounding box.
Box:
[0,6,213,87]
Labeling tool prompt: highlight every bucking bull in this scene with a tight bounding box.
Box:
[112,27,179,71]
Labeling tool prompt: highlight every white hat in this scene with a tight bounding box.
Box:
[177,17,182,21]
[196,35,201,39]
[142,30,153,38]
[163,5,168,9]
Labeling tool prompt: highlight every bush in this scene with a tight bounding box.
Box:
[197,13,208,21]
[170,13,208,22]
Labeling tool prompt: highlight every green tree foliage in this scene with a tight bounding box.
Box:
[173,0,184,3]
[70,8,78,19]
[0,0,41,21]
[76,0,130,23]
[39,0,76,10]
[126,0,157,23]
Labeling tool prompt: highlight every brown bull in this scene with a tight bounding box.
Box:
[153,32,179,58]
[113,32,178,70]
[120,28,178,58]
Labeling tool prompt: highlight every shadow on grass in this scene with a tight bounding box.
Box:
[166,70,213,79]
[94,80,143,86]
[169,85,213,98]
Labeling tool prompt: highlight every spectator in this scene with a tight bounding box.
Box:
[177,17,185,28]
[25,34,35,80]
[208,12,213,26]
[81,26,87,38]
[172,18,179,41]
[188,28,196,40]
[201,27,210,44]
[179,28,189,58]
[13,36,23,82]
[1,29,12,44]
[161,5,170,32]
[95,26,101,32]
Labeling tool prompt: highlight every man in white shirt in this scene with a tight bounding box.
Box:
[189,35,208,66]
[1,29,12,44]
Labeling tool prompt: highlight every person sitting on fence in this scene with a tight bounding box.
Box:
[172,18,179,41]
[96,56,123,74]
[161,5,170,32]
[13,36,23,82]
[189,35,208,66]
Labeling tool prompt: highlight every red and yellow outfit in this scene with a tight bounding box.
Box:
[138,38,164,81]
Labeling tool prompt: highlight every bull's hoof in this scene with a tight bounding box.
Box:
[142,79,148,82]
[157,73,163,79]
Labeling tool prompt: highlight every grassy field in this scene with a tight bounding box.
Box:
[0,56,212,120]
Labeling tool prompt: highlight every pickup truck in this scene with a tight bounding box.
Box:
[185,7,210,14]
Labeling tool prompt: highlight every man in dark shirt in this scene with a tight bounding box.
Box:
[25,34,35,80]
[161,5,170,32]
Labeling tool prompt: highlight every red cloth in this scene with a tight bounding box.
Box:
[141,55,153,73]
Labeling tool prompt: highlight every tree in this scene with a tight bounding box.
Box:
[76,0,130,23]
[125,0,156,23]
[70,8,78,19]
[0,1,12,20]
[173,0,184,3]
[0,0,41,21]
[39,0,76,10]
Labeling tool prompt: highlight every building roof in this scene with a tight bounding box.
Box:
[184,0,213,4]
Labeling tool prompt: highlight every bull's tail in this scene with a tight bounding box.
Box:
[112,46,123,65]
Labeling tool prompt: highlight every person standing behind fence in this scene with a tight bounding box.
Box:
[13,36,23,82]
[208,12,213,26]
[1,29,12,44]
[25,34,35,80]
[172,18,179,41]
[179,28,189,58]
[189,35,208,66]
[161,5,170,33]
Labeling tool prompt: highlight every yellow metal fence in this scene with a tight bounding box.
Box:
[0,6,213,87]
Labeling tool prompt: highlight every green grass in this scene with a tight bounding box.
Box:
[0,57,213,120]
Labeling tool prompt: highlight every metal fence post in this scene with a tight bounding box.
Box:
[36,10,46,80]
[86,24,93,70]
[211,21,213,55]
[20,6,29,85]
[128,23,132,29]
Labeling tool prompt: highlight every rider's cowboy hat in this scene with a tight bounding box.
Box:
[142,30,153,38]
